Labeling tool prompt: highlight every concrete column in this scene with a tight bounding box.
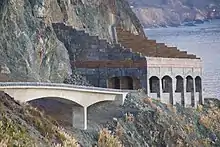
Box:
[120,77,124,89]
[183,77,186,107]
[147,77,150,96]
[72,107,74,128]
[172,78,176,105]
[72,106,85,130]
[193,78,196,107]
[107,78,113,88]
[159,77,163,98]
[201,82,204,105]
[141,71,148,92]
[84,107,87,130]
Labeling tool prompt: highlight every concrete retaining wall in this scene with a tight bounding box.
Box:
[77,67,147,90]
[174,93,182,105]
[149,93,158,99]
[146,57,202,68]
[185,92,192,107]
[195,92,200,107]
[161,93,170,104]
[147,57,202,78]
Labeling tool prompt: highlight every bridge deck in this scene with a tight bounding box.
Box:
[0,82,132,130]
[0,82,136,93]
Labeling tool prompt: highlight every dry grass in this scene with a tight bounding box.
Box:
[197,104,203,112]
[143,98,162,113]
[98,128,123,147]
[23,104,78,146]
[115,124,123,137]
[54,127,77,147]
[0,139,8,147]
[191,139,211,147]
[166,103,177,114]
[183,124,195,134]
[199,106,220,131]
[0,97,78,147]
[0,115,35,146]
[143,97,152,104]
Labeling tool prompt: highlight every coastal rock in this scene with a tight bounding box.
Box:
[0,0,144,82]
[0,64,11,74]
[0,0,72,82]
[63,71,92,86]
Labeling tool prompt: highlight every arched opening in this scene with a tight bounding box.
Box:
[186,76,194,92]
[133,77,141,90]
[175,76,183,92]
[195,76,202,104]
[149,76,160,97]
[162,76,173,104]
[120,76,133,90]
[108,76,136,90]
[186,76,195,107]
[176,75,184,106]
[162,76,172,93]
[28,97,83,128]
[87,100,121,128]
[107,77,120,89]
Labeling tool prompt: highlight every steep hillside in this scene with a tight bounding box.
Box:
[0,0,144,82]
[0,91,78,146]
[76,92,220,146]
[8,90,220,146]
[127,0,220,27]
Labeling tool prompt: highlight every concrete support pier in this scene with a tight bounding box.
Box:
[84,107,87,130]
[72,106,87,130]
[72,107,85,129]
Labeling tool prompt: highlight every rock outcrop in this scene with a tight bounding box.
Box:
[0,0,144,82]
[0,0,72,82]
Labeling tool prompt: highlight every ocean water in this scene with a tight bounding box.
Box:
[145,20,220,99]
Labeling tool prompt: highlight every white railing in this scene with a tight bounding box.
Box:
[0,82,135,92]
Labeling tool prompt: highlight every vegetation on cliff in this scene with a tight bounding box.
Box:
[0,90,220,146]
[0,91,78,146]
[100,92,220,146]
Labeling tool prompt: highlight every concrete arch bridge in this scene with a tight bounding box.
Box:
[0,82,129,130]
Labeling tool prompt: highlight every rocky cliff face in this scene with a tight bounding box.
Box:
[127,0,220,28]
[0,0,71,82]
[0,0,144,82]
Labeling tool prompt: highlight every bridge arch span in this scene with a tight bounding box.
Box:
[0,83,128,130]
[3,87,125,108]
[28,96,84,107]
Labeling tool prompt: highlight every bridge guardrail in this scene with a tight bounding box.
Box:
[0,82,135,93]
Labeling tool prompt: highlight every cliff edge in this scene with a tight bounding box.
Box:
[0,0,144,82]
